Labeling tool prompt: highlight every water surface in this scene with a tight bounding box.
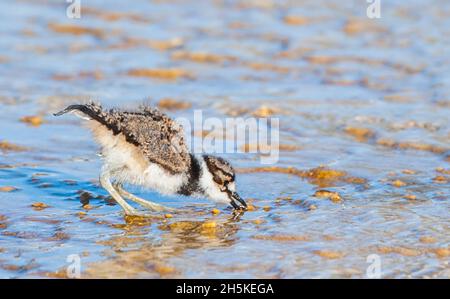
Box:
[0,0,449,278]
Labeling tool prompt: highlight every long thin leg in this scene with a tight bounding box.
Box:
[99,170,143,216]
[114,184,176,212]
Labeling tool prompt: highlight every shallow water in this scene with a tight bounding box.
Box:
[0,0,449,278]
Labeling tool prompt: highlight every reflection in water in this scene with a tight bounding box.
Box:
[84,213,241,278]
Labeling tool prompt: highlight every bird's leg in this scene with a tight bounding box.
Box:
[99,170,145,216]
[113,184,176,212]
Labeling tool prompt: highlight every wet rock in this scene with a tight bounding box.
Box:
[391,179,407,187]
[277,196,292,201]
[430,248,450,258]
[313,190,342,203]
[127,68,192,80]
[20,116,44,126]
[0,215,7,229]
[402,169,417,175]
[306,55,336,64]
[48,23,104,38]
[123,215,154,226]
[344,127,375,141]
[419,236,437,244]
[432,176,448,184]
[31,202,49,211]
[251,105,281,117]
[323,235,339,241]
[82,204,94,210]
[78,191,93,205]
[377,246,422,257]
[283,15,309,26]
[0,140,27,152]
[143,38,184,51]
[238,166,365,187]
[263,206,271,212]
[153,264,176,276]
[305,167,346,182]
[404,194,417,200]
[308,204,317,211]
[0,186,18,192]
[201,221,216,229]
[246,204,257,211]
[244,62,291,73]
[343,19,386,35]
[47,231,70,241]
[313,250,345,259]
[0,264,21,272]
[436,167,450,175]
[252,219,265,225]
[76,211,87,218]
[39,269,69,278]
[377,139,447,154]
[388,120,439,132]
[171,51,236,64]
[157,98,192,111]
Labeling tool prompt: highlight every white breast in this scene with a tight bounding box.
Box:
[141,163,187,195]
[88,121,187,195]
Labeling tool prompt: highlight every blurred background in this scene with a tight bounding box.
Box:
[0,0,449,278]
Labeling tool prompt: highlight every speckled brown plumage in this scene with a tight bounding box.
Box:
[203,155,235,186]
[55,102,191,174]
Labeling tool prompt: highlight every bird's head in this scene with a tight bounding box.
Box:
[199,155,247,210]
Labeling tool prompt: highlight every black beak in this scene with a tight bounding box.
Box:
[229,191,247,210]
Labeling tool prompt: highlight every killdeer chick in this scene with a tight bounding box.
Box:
[54,102,247,216]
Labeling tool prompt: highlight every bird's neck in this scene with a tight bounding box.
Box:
[177,154,203,196]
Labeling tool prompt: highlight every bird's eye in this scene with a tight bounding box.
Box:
[212,176,223,185]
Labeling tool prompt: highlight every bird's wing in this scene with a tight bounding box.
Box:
[54,103,191,174]
[118,107,192,174]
